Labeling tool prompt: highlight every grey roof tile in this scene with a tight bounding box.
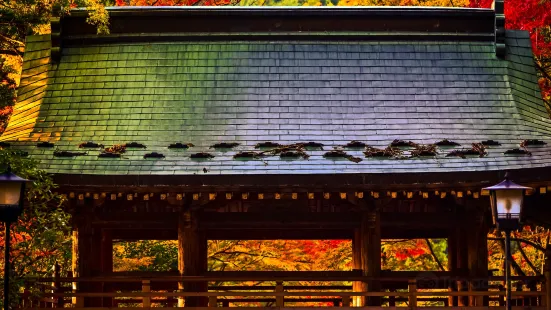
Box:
[2,33,551,176]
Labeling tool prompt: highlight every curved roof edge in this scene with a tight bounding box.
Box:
[53,166,551,188]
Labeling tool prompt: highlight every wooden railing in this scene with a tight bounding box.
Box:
[17,273,547,309]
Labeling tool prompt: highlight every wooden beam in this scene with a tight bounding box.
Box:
[112,229,177,240]
[206,229,353,240]
[197,212,358,229]
[382,228,449,239]
[197,212,458,230]
[110,227,448,241]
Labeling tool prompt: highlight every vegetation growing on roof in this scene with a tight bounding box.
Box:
[79,142,104,148]
[53,150,87,157]
[505,148,533,156]
[446,143,487,158]
[280,151,306,159]
[144,152,165,159]
[190,152,215,159]
[481,140,501,146]
[344,141,367,148]
[435,139,460,147]
[168,143,194,149]
[323,150,362,163]
[364,146,403,158]
[521,139,547,146]
[124,142,147,149]
[233,151,261,159]
[390,140,418,148]
[211,142,239,149]
[302,142,324,150]
[98,152,122,158]
[410,144,438,157]
[104,144,126,154]
[255,142,281,149]
[36,142,54,148]
[257,143,310,160]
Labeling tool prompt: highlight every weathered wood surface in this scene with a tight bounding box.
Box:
[359,210,382,306]
[30,273,541,283]
[19,277,546,309]
[25,289,548,297]
[179,211,209,307]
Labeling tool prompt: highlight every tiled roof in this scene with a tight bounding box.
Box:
[2,8,551,181]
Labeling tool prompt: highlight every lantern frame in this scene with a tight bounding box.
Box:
[483,176,531,231]
[0,167,29,222]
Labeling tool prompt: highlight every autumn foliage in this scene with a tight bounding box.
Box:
[470,0,551,105]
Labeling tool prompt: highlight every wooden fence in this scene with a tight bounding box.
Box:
[16,273,549,309]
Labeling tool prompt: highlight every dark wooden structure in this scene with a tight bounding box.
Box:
[3,2,551,309]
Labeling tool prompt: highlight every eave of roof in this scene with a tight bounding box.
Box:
[52,165,551,189]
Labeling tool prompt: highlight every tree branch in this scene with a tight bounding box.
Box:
[0,49,22,56]
[497,236,526,276]
[0,33,24,46]
[488,237,545,252]
[425,239,446,271]
[535,59,551,82]
[517,239,540,275]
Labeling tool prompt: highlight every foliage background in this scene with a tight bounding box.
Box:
[0,151,70,308]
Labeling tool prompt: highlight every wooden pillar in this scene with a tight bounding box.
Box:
[456,222,469,306]
[101,230,113,307]
[359,210,381,306]
[467,212,489,307]
[72,200,102,307]
[447,233,458,306]
[178,210,208,307]
[544,247,551,310]
[352,228,362,307]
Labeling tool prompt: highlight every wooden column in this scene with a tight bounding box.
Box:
[101,230,113,307]
[455,220,470,306]
[544,247,551,310]
[467,212,489,307]
[352,228,362,307]
[178,210,208,307]
[72,200,102,307]
[359,210,381,306]
[447,233,458,306]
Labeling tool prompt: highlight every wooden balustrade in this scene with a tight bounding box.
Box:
[16,274,547,309]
